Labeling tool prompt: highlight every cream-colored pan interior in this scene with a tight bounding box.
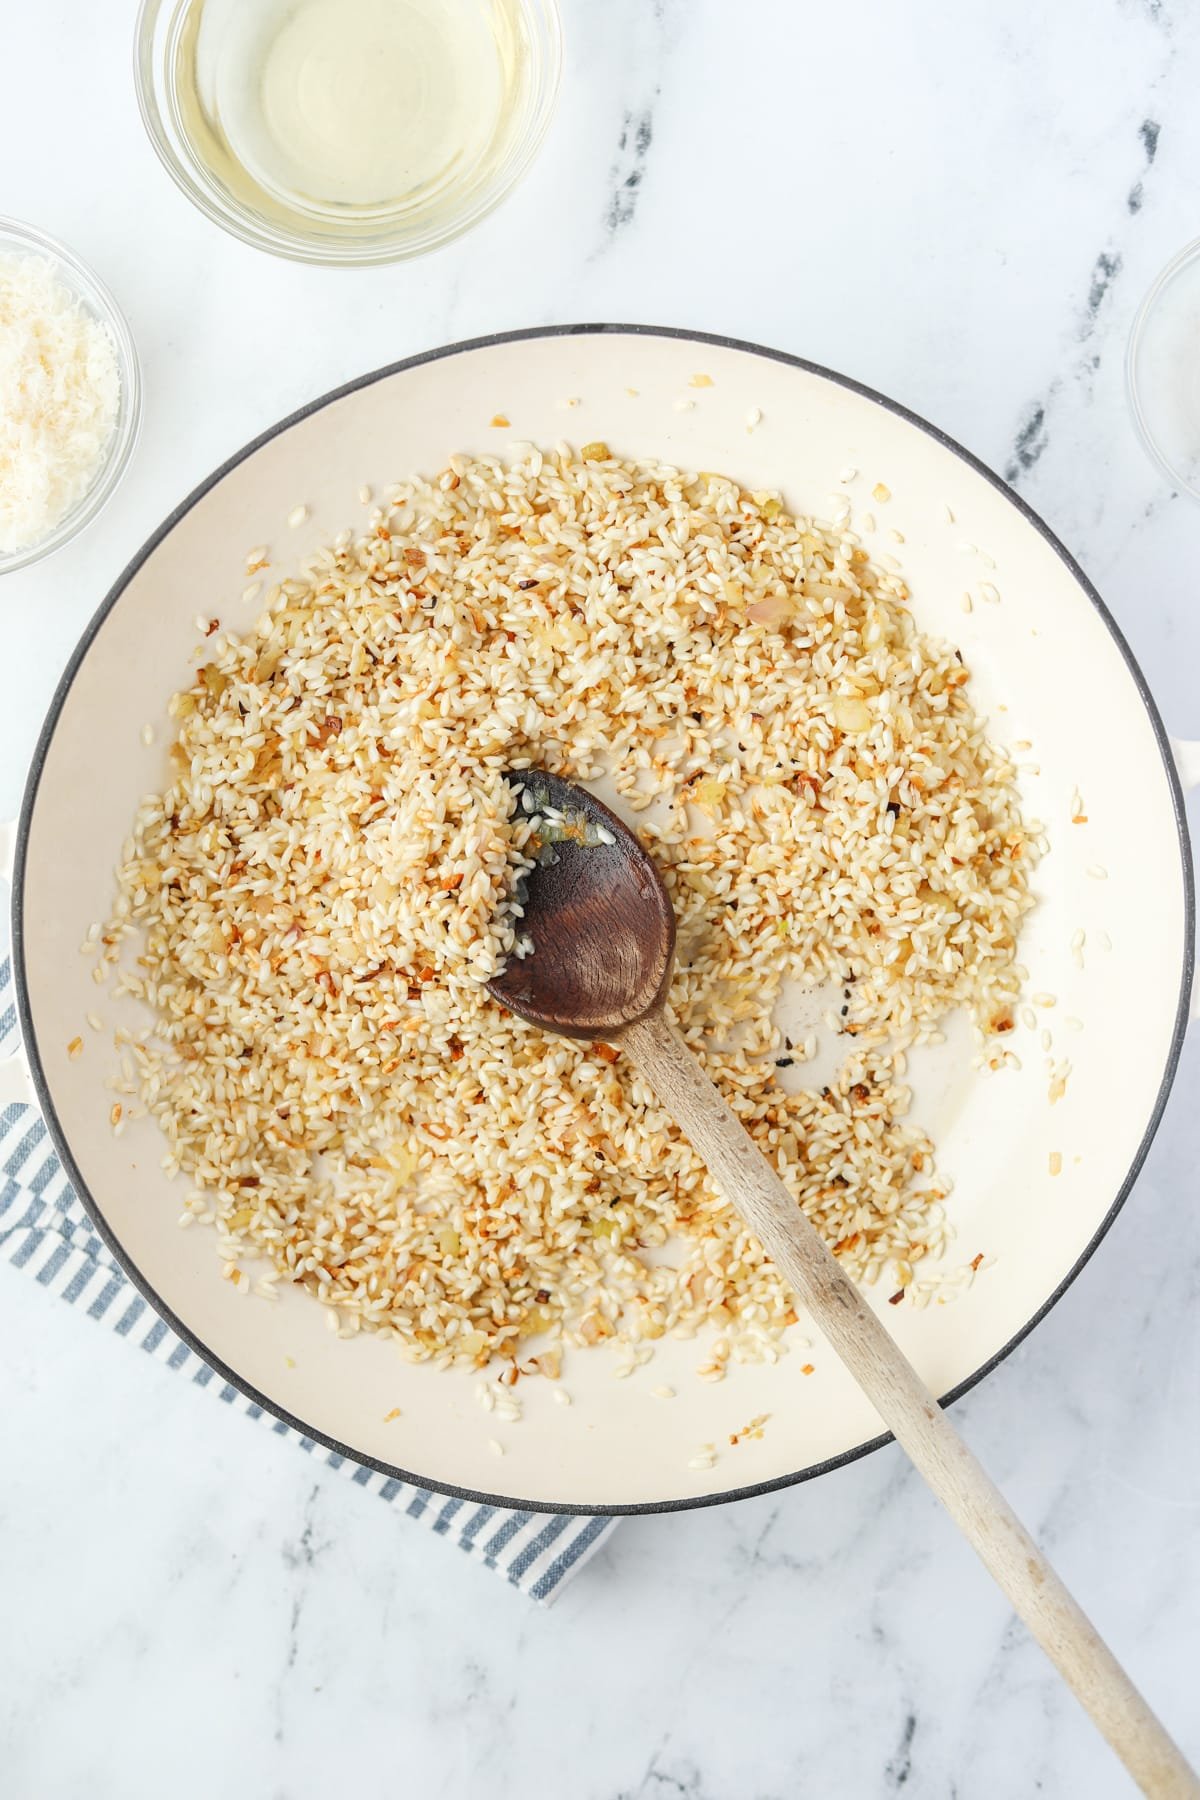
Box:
[14,329,1192,1509]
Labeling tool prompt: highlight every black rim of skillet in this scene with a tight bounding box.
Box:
[11,323,1196,1518]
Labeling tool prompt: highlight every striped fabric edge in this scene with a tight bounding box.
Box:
[0,965,617,1602]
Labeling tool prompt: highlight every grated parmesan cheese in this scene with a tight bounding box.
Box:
[0,253,120,554]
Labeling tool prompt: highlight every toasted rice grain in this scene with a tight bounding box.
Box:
[99,448,1036,1374]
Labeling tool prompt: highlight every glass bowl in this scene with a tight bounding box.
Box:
[133,0,563,267]
[0,219,142,577]
[1126,234,1200,501]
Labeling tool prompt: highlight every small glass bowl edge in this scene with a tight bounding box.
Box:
[0,217,143,576]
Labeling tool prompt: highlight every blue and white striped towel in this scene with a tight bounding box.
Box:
[0,952,616,1602]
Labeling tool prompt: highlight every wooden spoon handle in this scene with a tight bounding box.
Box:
[625,1008,1197,1800]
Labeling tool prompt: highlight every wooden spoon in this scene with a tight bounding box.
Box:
[490,769,1197,1800]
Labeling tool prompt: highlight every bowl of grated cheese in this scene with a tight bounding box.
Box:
[0,219,141,576]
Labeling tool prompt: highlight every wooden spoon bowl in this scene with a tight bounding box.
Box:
[489,771,674,1039]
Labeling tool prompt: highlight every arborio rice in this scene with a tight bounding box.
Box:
[99,446,1036,1374]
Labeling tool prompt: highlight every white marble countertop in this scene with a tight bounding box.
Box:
[3,2,1199,1794]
